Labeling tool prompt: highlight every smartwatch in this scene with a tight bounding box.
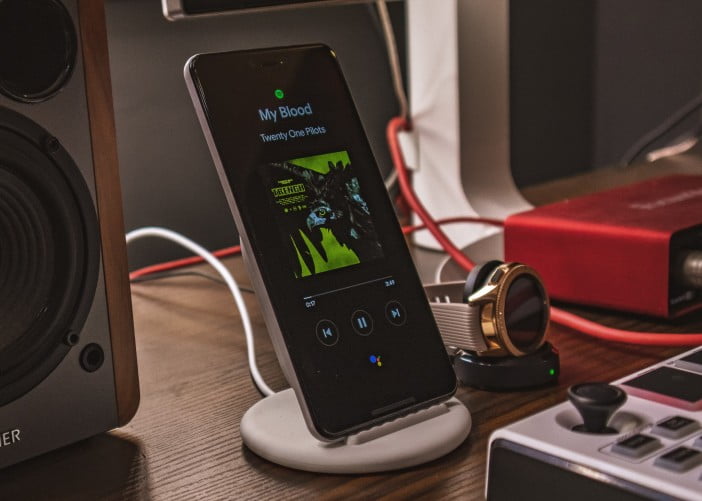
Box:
[426,261,550,357]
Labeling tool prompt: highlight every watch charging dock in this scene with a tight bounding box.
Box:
[240,389,471,474]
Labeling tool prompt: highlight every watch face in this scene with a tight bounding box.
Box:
[504,274,548,350]
[188,45,456,438]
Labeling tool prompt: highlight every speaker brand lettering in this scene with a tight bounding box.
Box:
[0,429,20,448]
[258,103,313,123]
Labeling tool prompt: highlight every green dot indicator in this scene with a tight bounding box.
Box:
[274,89,284,99]
[549,368,556,376]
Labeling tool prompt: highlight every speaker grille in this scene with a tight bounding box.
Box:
[0,0,77,103]
[0,106,99,405]
[0,169,55,351]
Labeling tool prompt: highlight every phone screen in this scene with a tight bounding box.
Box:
[187,45,456,438]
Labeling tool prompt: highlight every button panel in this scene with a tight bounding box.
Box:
[306,277,419,350]
[508,347,702,500]
[601,415,702,471]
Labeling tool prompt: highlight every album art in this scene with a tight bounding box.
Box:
[261,150,383,278]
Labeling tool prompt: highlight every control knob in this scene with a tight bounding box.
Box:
[567,383,627,434]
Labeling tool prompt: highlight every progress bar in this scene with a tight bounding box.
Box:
[303,275,394,301]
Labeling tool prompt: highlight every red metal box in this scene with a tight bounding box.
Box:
[504,175,702,318]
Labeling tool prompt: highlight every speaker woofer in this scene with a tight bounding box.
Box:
[0,0,77,103]
[0,106,99,406]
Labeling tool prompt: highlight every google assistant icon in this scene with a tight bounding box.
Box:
[369,355,382,367]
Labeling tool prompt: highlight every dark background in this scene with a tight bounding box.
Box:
[105,0,405,268]
[510,0,702,187]
[105,0,702,269]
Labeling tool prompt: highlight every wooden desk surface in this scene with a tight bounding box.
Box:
[3,155,702,499]
[1,255,699,500]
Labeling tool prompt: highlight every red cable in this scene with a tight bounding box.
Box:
[387,117,477,272]
[131,120,702,345]
[129,245,241,280]
[549,308,702,346]
[402,217,504,235]
[387,116,702,346]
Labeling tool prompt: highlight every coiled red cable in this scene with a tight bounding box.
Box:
[387,116,702,346]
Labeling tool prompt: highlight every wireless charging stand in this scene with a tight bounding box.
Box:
[240,389,471,474]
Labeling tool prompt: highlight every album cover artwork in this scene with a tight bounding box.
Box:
[261,150,383,278]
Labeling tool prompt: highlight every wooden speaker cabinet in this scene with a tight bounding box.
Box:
[0,0,139,468]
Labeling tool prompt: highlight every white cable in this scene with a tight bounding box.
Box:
[125,226,275,397]
[383,168,398,191]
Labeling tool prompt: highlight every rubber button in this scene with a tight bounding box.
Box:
[611,434,662,459]
[675,348,702,375]
[651,416,700,439]
[654,446,702,473]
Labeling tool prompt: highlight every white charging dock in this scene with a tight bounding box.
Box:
[240,389,471,474]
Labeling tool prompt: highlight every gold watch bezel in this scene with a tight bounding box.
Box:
[467,262,550,357]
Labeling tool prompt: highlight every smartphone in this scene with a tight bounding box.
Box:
[185,45,456,441]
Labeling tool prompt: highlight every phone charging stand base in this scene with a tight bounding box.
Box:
[240,388,471,474]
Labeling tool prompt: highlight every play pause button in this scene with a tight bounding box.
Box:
[385,301,406,326]
[315,319,339,346]
[351,310,374,336]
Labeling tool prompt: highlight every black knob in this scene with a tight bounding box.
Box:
[567,383,627,434]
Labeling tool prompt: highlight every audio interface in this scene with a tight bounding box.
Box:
[505,175,702,317]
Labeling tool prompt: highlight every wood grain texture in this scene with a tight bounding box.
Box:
[0,255,690,500]
[78,0,139,425]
